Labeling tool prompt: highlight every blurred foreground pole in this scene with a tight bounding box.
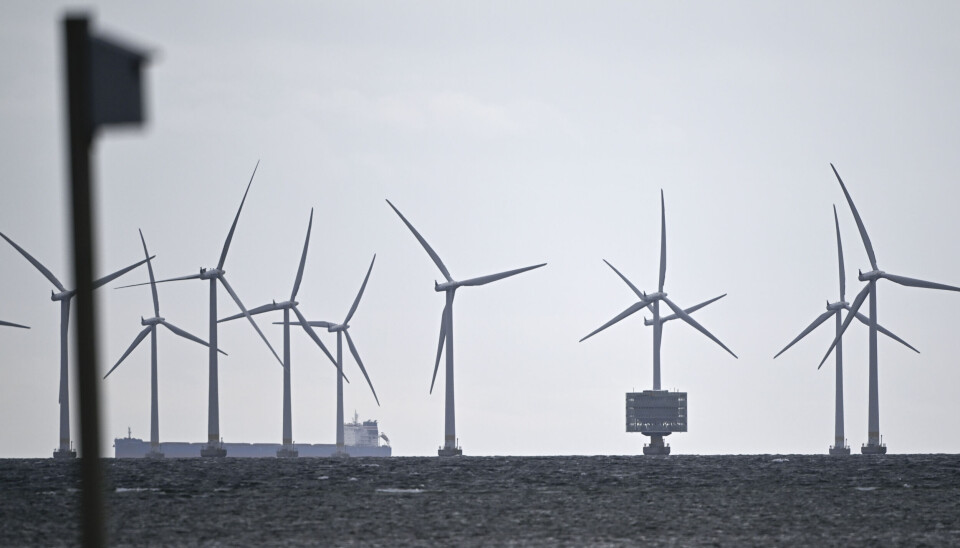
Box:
[63,13,150,547]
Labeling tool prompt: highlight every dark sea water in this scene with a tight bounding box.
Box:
[2,455,959,546]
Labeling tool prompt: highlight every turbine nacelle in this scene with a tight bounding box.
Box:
[51,289,75,302]
[327,323,348,333]
[859,269,883,282]
[141,316,164,326]
[645,291,667,301]
[199,267,222,280]
[826,300,848,312]
[435,280,458,292]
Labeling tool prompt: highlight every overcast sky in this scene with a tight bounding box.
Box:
[3,1,960,457]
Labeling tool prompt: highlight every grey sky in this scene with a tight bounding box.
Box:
[2,1,960,457]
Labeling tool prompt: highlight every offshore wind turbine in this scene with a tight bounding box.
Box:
[104,230,221,458]
[580,190,736,455]
[219,208,340,458]
[117,161,280,457]
[774,205,917,455]
[277,255,379,457]
[386,199,546,457]
[0,230,150,458]
[819,164,960,454]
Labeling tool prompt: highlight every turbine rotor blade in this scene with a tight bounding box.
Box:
[104,326,152,379]
[818,283,871,369]
[852,313,920,354]
[219,275,283,366]
[831,163,878,271]
[219,301,281,323]
[456,263,547,287]
[580,300,648,343]
[834,204,846,301]
[344,330,379,406]
[385,199,453,282]
[0,320,29,329]
[160,320,224,354]
[660,294,727,324]
[272,320,335,328]
[662,296,737,359]
[881,272,960,292]
[291,208,314,301]
[139,230,160,317]
[659,189,666,292]
[218,160,259,270]
[773,310,835,359]
[292,306,342,377]
[602,260,645,299]
[0,231,65,291]
[344,254,375,325]
[115,272,202,290]
[430,302,449,394]
[92,255,154,291]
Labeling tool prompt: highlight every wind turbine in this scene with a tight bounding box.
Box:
[219,208,340,458]
[0,230,150,458]
[104,230,221,458]
[276,255,379,457]
[579,190,736,455]
[818,164,960,454]
[774,205,917,455]
[117,161,280,457]
[386,199,546,457]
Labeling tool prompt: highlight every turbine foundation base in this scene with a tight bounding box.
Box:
[277,446,298,458]
[145,450,164,459]
[52,448,76,459]
[861,443,887,455]
[438,446,462,457]
[829,445,851,456]
[201,445,227,458]
[643,434,671,456]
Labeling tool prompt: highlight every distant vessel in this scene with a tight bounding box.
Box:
[114,416,392,458]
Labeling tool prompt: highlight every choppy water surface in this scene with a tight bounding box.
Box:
[3,455,960,546]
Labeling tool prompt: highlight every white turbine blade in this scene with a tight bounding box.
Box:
[344,331,380,406]
[602,260,645,300]
[219,301,280,323]
[138,230,160,317]
[662,296,737,358]
[881,272,960,292]
[218,160,259,270]
[161,320,225,355]
[219,276,283,366]
[852,313,920,354]
[292,306,342,378]
[660,294,727,324]
[580,300,648,343]
[831,163,877,271]
[92,255,154,291]
[773,310,834,359]
[116,272,202,290]
[430,302,449,394]
[818,283,870,369]
[0,231,66,291]
[344,254,375,325]
[834,205,846,301]
[291,208,314,301]
[272,320,335,328]
[659,189,666,292]
[0,320,29,329]
[385,199,453,282]
[104,326,151,379]
[456,263,547,287]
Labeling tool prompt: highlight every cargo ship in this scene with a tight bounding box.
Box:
[114,414,391,458]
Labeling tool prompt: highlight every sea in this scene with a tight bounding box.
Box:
[2,454,959,546]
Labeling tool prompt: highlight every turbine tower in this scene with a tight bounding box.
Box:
[774,205,917,455]
[104,230,221,458]
[819,164,960,454]
[580,190,737,455]
[219,208,340,458]
[0,230,150,458]
[118,161,281,457]
[278,255,380,457]
[386,199,546,457]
